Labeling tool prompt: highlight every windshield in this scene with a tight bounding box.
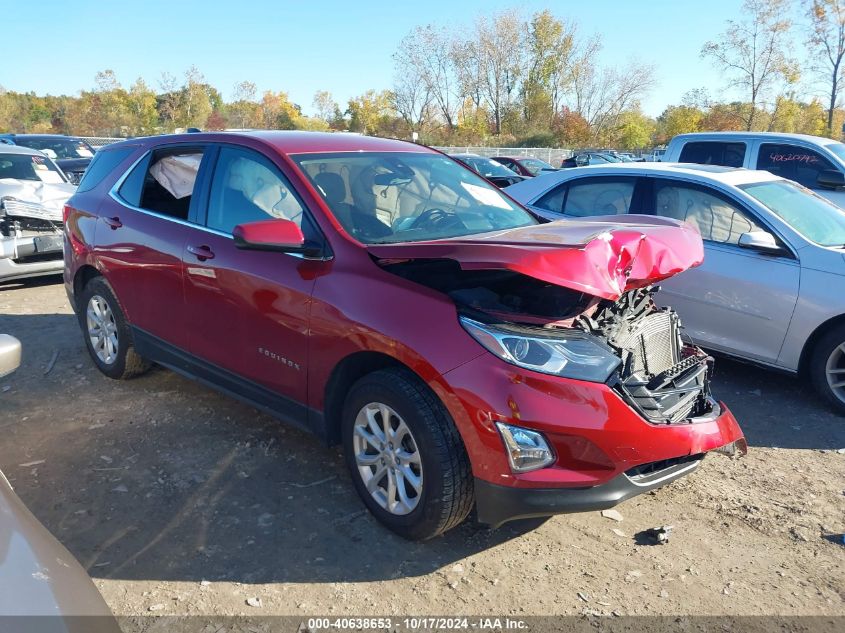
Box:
[519,157,554,176]
[292,151,537,244]
[740,180,845,247]
[0,152,66,183]
[458,156,519,178]
[17,138,94,160]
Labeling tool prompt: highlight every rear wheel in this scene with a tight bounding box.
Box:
[341,368,473,540]
[809,324,845,415]
[78,276,151,380]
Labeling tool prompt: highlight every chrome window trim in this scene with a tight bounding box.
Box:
[107,149,329,261]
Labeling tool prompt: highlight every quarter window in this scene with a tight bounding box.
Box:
[76,146,135,192]
[756,143,837,188]
[678,141,746,168]
[652,179,760,245]
[562,179,636,217]
[206,147,306,235]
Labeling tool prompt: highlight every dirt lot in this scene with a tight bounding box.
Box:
[0,276,843,618]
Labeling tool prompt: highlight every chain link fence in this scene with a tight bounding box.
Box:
[432,146,573,165]
[79,136,125,148]
[79,138,579,167]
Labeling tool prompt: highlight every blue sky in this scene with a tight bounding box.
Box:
[3,0,791,117]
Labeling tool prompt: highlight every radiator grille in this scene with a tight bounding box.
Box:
[616,311,679,377]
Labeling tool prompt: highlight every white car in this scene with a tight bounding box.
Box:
[0,145,75,283]
[505,162,845,413]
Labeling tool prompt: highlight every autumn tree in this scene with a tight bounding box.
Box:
[806,0,845,134]
[475,10,526,135]
[347,90,395,135]
[523,10,577,126]
[127,78,158,135]
[394,25,460,130]
[702,0,797,131]
[312,90,341,126]
[230,80,258,129]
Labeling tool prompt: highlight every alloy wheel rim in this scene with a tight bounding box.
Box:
[86,295,119,365]
[352,402,423,516]
[825,342,845,405]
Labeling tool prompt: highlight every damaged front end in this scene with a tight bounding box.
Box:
[372,217,723,427]
[575,287,715,424]
[0,191,67,264]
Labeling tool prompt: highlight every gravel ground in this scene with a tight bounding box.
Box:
[0,276,843,618]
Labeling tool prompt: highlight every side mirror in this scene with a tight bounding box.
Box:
[233,219,321,257]
[817,169,845,189]
[0,334,22,378]
[738,230,783,254]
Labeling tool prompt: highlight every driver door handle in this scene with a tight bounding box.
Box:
[187,245,215,261]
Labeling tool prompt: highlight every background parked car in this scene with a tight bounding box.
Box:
[664,131,845,208]
[560,152,621,168]
[0,333,117,624]
[449,153,526,187]
[490,155,557,177]
[0,134,96,185]
[0,145,74,283]
[505,162,845,413]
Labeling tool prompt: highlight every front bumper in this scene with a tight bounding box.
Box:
[0,250,63,283]
[475,450,729,527]
[436,353,746,524]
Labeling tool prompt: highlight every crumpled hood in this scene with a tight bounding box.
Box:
[368,215,704,300]
[0,179,76,222]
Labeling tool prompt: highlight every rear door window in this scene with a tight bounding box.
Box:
[117,147,207,221]
[678,141,746,167]
[756,143,837,188]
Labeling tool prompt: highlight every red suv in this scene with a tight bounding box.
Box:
[63,132,745,540]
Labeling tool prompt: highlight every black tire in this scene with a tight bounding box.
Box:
[341,367,474,540]
[77,276,151,380]
[809,323,845,415]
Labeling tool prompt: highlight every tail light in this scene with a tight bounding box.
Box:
[62,204,72,224]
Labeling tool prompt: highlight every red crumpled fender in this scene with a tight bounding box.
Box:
[368,215,704,300]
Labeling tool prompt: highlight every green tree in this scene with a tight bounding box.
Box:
[615,110,655,149]
[127,78,159,135]
[347,90,394,135]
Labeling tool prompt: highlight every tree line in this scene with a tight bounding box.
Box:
[2,0,845,149]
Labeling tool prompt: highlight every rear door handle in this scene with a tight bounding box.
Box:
[103,216,122,230]
[187,245,215,261]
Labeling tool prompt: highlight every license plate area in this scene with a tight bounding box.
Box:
[33,235,63,253]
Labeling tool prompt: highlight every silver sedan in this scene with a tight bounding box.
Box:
[505,162,845,413]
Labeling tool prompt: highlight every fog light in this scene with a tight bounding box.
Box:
[495,422,555,473]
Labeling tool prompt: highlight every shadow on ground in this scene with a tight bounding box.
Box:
[0,292,843,587]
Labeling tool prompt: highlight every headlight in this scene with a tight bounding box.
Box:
[496,422,555,472]
[460,316,621,382]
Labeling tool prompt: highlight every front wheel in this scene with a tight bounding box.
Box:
[77,276,151,380]
[341,368,473,540]
[809,324,845,415]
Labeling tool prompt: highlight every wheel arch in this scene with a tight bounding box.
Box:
[798,313,845,375]
[322,351,422,446]
[72,264,102,310]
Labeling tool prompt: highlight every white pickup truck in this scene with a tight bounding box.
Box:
[664,132,845,207]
